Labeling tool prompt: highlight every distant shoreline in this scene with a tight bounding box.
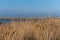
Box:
[0,17,60,24]
[0,17,59,19]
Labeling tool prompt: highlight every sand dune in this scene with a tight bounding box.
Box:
[0,18,60,40]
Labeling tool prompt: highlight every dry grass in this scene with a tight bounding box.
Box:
[0,18,60,40]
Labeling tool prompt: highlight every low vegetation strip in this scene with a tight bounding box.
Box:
[0,18,60,40]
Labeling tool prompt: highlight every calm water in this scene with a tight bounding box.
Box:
[0,20,12,23]
[0,13,59,23]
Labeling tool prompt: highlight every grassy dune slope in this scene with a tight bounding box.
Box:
[0,18,60,40]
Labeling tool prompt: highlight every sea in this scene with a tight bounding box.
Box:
[0,19,13,23]
[0,13,60,23]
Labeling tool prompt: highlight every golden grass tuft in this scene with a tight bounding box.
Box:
[0,18,60,40]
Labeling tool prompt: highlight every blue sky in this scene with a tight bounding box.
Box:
[0,0,60,17]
